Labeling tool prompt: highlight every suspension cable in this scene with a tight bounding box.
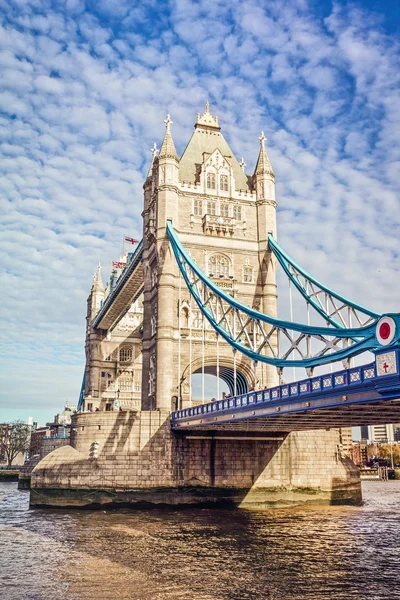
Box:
[189,294,193,407]
[178,269,182,409]
[216,298,220,400]
[233,349,237,396]
[289,279,295,381]
[202,300,205,404]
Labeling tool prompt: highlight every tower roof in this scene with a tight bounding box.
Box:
[91,263,104,293]
[158,114,179,161]
[254,131,274,177]
[179,103,252,191]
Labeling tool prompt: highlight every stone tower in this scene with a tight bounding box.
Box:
[141,104,279,412]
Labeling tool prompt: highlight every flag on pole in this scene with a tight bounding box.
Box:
[125,237,139,245]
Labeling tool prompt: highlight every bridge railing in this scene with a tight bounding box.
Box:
[171,362,378,422]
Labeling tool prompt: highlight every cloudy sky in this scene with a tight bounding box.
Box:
[1,0,399,424]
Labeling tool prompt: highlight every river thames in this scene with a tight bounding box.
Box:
[1,481,399,600]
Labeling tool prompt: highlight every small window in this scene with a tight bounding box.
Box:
[119,347,132,362]
[207,172,216,189]
[207,201,216,215]
[118,376,132,392]
[233,205,242,221]
[221,203,229,218]
[220,175,228,191]
[104,354,111,361]
[194,199,203,216]
[243,266,253,283]
[105,403,112,412]
[87,403,93,412]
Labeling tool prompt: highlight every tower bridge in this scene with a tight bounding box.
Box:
[30,104,400,509]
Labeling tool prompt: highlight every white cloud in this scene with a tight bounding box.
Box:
[0,0,399,421]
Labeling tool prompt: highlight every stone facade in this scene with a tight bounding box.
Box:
[141,106,278,412]
[31,411,360,508]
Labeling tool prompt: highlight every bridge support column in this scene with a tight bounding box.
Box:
[30,413,361,509]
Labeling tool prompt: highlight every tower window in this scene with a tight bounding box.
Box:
[119,347,132,362]
[118,375,132,392]
[207,173,216,189]
[233,205,242,221]
[220,175,228,191]
[207,201,216,215]
[209,254,230,278]
[194,199,203,216]
[220,203,229,218]
[243,266,254,283]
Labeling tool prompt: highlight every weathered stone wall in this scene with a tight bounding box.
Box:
[30,411,361,508]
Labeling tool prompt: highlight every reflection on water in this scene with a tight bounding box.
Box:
[1,481,400,599]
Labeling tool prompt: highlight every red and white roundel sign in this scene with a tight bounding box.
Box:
[376,316,396,346]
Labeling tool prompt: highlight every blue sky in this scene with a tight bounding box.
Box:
[1,0,399,424]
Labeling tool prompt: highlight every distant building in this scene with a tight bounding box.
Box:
[361,424,400,443]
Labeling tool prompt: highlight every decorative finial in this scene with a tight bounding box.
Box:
[151,142,158,158]
[93,263,102,281]
[205,101,210,112]
[259,131,267,147]
[164,114,173,132]
[239,157,246,170]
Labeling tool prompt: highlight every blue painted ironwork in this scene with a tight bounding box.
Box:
[267,234,379,328]
[77,372,85,411]
[167,222,399,369]
[171,346,400,429]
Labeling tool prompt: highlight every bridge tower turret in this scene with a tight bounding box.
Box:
[253,133,279,386]
[84,264,105,400]
[141,116,180,411]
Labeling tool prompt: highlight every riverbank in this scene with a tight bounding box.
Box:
[0,470,19,481]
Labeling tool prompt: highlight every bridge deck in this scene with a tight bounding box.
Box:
[93,241,143,331]
[171,349,400,432]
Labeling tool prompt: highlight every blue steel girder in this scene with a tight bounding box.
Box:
[267,234,379,329]
[171,347,400,432]
[166,222,400,369]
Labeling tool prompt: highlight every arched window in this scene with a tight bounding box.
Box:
[119,346,132,362]
[233,205,242,221]
[194,199,203,216]
[220,203,229,218]
[208,254,231,278]
[207,201,216,215]
[207,172,216,189]
[220,175,228,191]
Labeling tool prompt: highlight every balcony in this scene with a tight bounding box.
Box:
[202,214,235,236]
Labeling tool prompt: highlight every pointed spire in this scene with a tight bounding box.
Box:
[91,263,104,292]
[147,142,159,177]
[158,114,179,160]
[239,157,246,171]
[254,131,274,177]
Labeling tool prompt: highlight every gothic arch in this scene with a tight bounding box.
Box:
[181,355,255,396]
[208,252,232,278]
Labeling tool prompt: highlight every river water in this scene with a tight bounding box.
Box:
[1,481,400,600]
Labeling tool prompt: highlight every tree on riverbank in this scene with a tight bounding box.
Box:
[0,421,31,468]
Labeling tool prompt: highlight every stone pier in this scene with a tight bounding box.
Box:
[30,411,361,508]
